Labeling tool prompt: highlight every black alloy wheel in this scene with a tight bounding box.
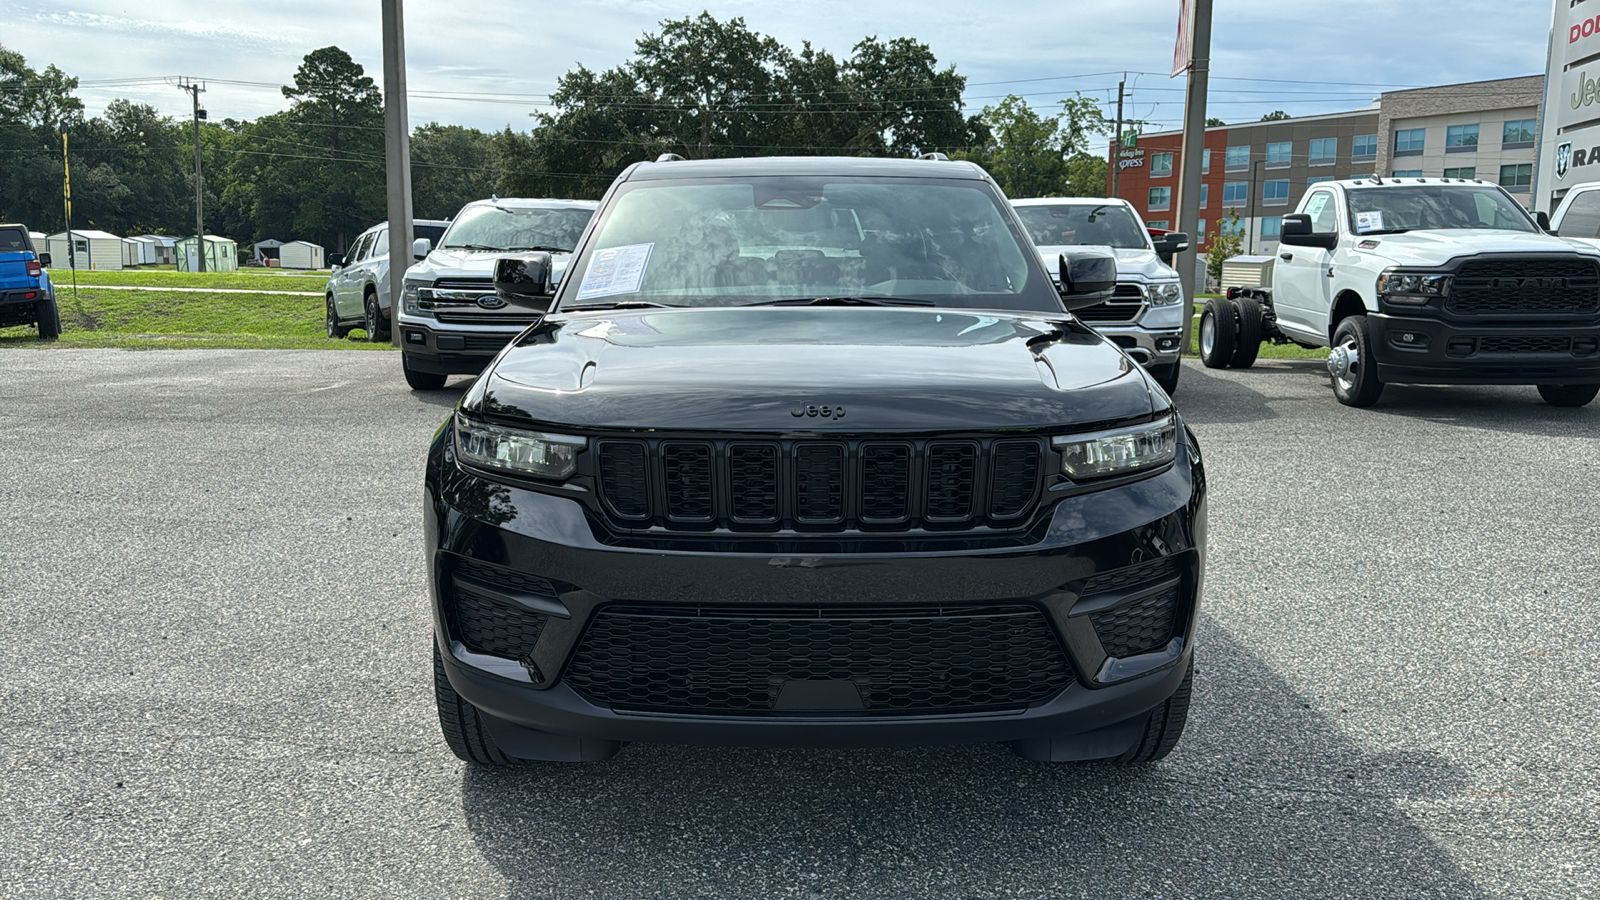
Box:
[1536,383,1600,407]
[364,291,390,343]
[325,295,349,339]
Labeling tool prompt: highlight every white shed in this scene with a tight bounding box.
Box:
[46,230,124,270]
[29,231,45,249]
[175,235,239,272]
[123,237,158,267]
[138,235,177,266]
[279,240,325,270]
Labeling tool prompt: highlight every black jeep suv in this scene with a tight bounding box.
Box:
[426,156,1206,765]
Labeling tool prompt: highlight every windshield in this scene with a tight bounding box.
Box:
[439,205,594,252]
[1345,186,1535,234]
[1012,203,1152,249]
[556,176,1056,312]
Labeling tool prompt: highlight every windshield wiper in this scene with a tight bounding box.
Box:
[441,243,505,252]
[743,296,935,307]
[1358,228,1411,235]
[502,245,572,254]
[562,300,675,311]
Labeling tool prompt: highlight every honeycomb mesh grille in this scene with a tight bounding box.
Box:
[860,444,911,521]
[1080,557,1183,595]
[1477,335,1573,354]
[1091,586,1180,658]
[662,442,714,521]
[563,604,1075,716]
[794,444,845,523]
[1448,258,1600,316]
[447,561,555,661]
[728,444,779,522]
[989,440,1042,519]
[925,443,977,520]
[598,441,650,519]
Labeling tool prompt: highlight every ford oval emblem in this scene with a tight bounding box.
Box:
[477,293,508,310]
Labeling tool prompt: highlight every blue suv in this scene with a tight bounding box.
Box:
[0,225,59,340]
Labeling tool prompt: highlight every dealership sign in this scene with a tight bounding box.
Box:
[1536,0,1600,209]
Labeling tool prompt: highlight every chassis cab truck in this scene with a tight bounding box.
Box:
[1200,178,1600,408]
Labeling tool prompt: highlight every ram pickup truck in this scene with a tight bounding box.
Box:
[1203,178,1600,407]
[0,224,59,340]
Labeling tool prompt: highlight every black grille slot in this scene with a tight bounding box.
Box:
[662,442,714,521]
[448,560,556,661]
[462,335,516,352]
[860,443,911,522]
[989,440,1041,519]
[1081,557,1182,595]
[435,311,539,326]
[1448,258,1600,316]
[728,443,779,523]
[433,277,494,291]
[1091,586,1180,658]
[794,443,845,523]
[1477,335,1573,354]
[563,604,1075,716]
[598,441,650,519]
[925,442,977,521]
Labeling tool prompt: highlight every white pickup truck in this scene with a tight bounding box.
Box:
[1203,177,1600,408]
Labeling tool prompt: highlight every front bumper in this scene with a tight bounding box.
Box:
[398,317,532,375]
[425,429,1207,760]
[1371,312,1600,384]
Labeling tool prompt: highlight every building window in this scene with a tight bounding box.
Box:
[1222,181,1249,204]
[1445,123,1479,152]
[1197,219,1207,243]
[1200,184,1209,208]
[1148,186,1171,210]
[1261,216,1283,239]
[1394,128,1426,156]
[1146,220,1170,230]
[1226,145,1250,171]
[1307,176,1336,185]
[1308,137,1337,164]
[1500,163,1533,192]
[1502,119,1536,149]
[1265,141,1292,168]
[1443,166,1476,179]
[1392,169,1423,178]
[1221,218,1247,237]
[1350,173,1374,181]
[1151,152,1173,177]
[1202,149,1211,174]
[1263,179,1291,206]
[1353,134,1378,159]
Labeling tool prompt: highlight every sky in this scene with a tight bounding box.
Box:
[5,0,1562,150]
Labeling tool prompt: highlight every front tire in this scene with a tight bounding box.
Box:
[325,295,350,339]
[1198,299,1236,369]
[364,291,390,343]
[1537,383,1599,407]
[1148,360,1181,395]
[35,296,61,340]
[403,355,449,390]
[434,640,518,767]
[1328,315,1384,407]
[1115,657,1193,765]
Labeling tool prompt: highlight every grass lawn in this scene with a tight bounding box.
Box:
[0,287,388,350]
[1186,312,1324,360]
[58,269,329,292]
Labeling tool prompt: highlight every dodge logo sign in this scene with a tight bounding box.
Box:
[1558,141,1573,180]
[476,294,508,310]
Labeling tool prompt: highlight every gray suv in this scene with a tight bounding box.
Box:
[396,198,598,390]
[325,219,450,341]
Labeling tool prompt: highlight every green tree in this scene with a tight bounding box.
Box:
[955,94,1107,198]
[410,124,498,218]
[1207,208,1243,284]
[1259,110,1290,121]
[1205,116,1225,127]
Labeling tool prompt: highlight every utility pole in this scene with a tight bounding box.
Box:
[177,78,207,272]
[381,0,414,347]
[1173,0,1212,343]
[61,124,78,300]
[1111,78,1126,198]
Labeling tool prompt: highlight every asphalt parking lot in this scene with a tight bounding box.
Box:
[1,348,1596,899]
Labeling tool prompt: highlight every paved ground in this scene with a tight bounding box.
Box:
[1,349,1595,899]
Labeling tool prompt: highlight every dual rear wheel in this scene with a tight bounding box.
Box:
[1198,296,1262,370]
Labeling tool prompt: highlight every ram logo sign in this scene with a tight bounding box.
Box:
[1558,142,1573,180]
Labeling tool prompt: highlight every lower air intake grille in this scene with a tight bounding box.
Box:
[1091,586,1180,658]
[1477,335,1572,354]
[448,561,555,661]
[563,604,1075,716]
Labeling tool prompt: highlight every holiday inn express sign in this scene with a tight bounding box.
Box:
[1537,0,1600,209]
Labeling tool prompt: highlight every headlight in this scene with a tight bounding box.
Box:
[1053,416,1177,479]
[1376,272,1450,306]
[402,278,432,316]
[1147,282,1183,307]
[454,415,585,480]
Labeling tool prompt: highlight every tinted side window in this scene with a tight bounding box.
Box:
[352,232,375,263]
[0,228,28,252]
[1559,190,1600,239]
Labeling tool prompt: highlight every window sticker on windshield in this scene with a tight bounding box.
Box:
[1355,211,1385,233]
[576,243,653,300]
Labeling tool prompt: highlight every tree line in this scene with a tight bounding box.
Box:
[0,14,1109,255]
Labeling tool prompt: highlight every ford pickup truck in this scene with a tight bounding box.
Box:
[1202,178,1600,407]
[0,224,59,340]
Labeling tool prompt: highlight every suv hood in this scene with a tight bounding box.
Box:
[467,307,1163,432]
[1355,229,1600,267]
[1033,245,1178,282]
[407,247,575,283]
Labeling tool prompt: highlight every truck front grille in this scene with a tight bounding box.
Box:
[1448,259,1600,316]
[1074,283,1146,324]
[563,603,1075,716]
[595,437,1044,533]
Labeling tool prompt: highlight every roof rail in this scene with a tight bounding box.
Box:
[655,153,686,163]
[919,152,950,161]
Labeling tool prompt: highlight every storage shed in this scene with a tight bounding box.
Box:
[137,235,177,266]
[175,235,239,272]
[252,239,283,265]
[29,231,45,249]
[46,230,124,270]
[123,236,159,267]
[278,241,325,270]
[1220,255,1276,291]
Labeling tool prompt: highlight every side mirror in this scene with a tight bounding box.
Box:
[1056,247,1118,311]
[1153,232,1190,263]
[412,237,432,260]
[38,252,51,268]
[1535,210,1553,233]
[327,253,343,268]
[494,252,556,314]
[1279,213,1338,250]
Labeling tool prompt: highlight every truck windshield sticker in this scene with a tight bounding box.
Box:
[1304,193,1330,221]
[577,243,653,300]
[1355,211,1385,233]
